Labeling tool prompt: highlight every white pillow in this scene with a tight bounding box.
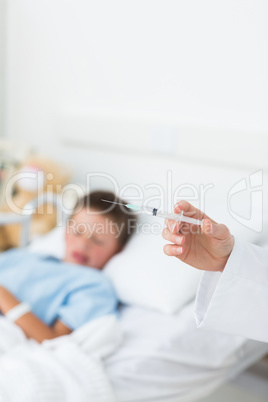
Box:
[28,224,201,314]
[28,226,66,259]
[104,228,201,314]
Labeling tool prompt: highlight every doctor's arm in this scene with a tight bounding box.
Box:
[0,286,72,343]
[162,200,268,343]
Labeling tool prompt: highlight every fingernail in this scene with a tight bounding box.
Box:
[203,219,213,235]
[176,236,183,244]
[171,223,177,232]
[177,246,182,254]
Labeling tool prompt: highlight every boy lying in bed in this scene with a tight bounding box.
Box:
[0,191,136,343]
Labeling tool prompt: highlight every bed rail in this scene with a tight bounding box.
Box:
[0,192,63,247]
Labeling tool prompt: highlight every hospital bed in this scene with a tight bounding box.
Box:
[28,222,268,402]
[0,125,268,401]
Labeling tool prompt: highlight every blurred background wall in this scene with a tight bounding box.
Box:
[0,0,267,224]
[0,0,5,138]
[2,0,268,154]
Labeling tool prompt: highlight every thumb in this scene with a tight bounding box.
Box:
[202,219,229,240]
[202,219,213,236]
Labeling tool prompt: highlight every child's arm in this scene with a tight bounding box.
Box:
[0,286,72,343]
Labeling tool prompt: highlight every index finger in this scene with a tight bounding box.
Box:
[165,218,181,234]
[174,200,213,223]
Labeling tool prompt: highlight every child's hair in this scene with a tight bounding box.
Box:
[73,190,137,247]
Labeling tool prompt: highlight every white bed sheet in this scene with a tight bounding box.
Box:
[105,302,268,402]
[27,230,268,401]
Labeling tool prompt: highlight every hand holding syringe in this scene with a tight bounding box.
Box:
[102,198,234,272]
[101,199,203,226]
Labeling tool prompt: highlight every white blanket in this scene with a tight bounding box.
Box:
[105,303,268,402]
[0,315,121,402]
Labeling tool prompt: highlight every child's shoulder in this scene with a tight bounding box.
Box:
[63,263,115,292]
[66,262,106,281]
[0,248,33,264]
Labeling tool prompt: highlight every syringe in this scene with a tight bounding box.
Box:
[101,199,203,226]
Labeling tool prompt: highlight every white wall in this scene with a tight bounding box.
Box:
[5,0,268,158]
[2,0,268,253]
[0,0,6,137]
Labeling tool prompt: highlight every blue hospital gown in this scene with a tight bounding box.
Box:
[0,249,118,330]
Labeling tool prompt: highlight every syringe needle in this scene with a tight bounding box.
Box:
[101,199,140,211]
[101,199,127,207]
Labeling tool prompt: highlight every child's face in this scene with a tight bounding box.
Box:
[64,208,121,270]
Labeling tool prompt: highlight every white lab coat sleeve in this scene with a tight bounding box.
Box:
[194,237,268,343]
